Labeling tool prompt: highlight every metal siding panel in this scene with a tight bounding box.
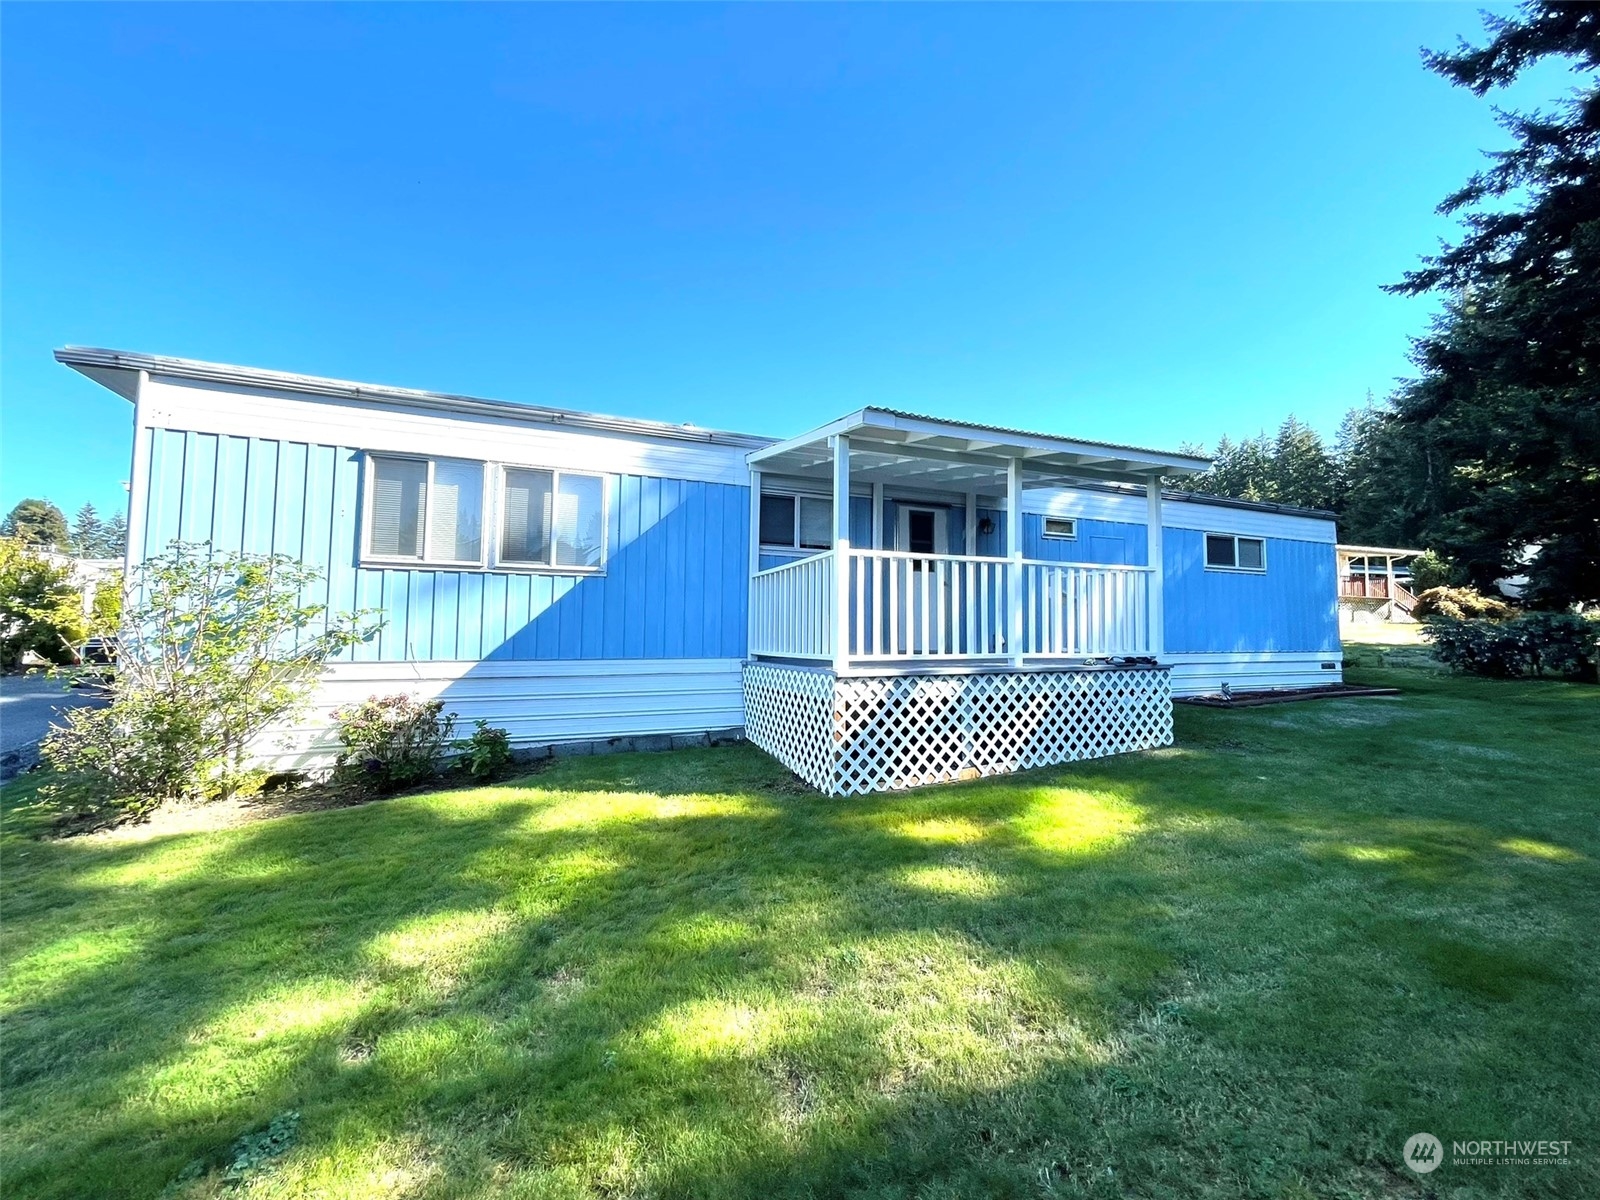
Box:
[600,475,626,658]
[180,432,218,545]
[432,573,460,661]
[334,454,368,660]
[274,441,308,560]
[662,478,686,659]
[211,435,251,554]
[381,570,409,660]
[620,474,645,658]
[680,481,706,658]
[455,573,482,662]
[481,572,509,661]
[702,483,726,657]
[555,576,582,659]
[726,486,748,659]
[508,573,535,659]
[144,429,186,557]
[641,476,665,657]
[242,439,280,554]
[300,444,336,638]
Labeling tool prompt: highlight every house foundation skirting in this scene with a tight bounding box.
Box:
[742,662,1173,796]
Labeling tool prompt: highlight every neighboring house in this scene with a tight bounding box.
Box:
[33,552,122,617]
[1335,544,1423,626]
[58,347,1342,795]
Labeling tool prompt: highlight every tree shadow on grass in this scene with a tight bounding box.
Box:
[3,698,1599,1198]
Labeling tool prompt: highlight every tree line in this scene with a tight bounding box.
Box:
[1183,3,1597,609]
[0,499,127,559]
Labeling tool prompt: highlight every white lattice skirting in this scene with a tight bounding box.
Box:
[742,663,1173,796]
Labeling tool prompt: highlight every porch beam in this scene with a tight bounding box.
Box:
[832,434,851,672]
[1147,476,1165,658]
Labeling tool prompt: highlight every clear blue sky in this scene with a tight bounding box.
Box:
[0,2,1570,519]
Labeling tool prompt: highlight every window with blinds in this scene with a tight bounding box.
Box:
[499,467,606,570]
[365,455,485,565]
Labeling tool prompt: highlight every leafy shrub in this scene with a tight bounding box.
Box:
[332,695,457,792]
[455,720,513,781]
[1423,612,1600,680]
[1411,585,1515,621]
[39,542,379,819]
[40,695,200,823]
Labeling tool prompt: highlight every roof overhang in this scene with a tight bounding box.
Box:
[1336,544,1426,559]
[53,346,772,449]
[748,407,1210,491]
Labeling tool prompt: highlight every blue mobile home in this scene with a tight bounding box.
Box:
[60,347,1340,794]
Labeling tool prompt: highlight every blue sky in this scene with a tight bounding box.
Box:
[0,3,1572,519]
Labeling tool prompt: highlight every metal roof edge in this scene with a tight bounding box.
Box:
[54,346,776,450]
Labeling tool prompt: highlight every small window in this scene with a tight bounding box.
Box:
[499,467,606,570]
[1043,517,1077,540]
[760,493,832,550]
[1205,533,1267,572]
[366,454,484,565]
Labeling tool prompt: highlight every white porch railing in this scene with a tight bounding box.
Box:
[749,550,835,659]
[750,548,1156,664]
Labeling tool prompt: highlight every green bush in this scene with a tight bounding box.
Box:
[1423,612,1600,681]
[1411,585,1516,621]
[332,695,457,792]
[455,719,513,781]
[38,542,379,821]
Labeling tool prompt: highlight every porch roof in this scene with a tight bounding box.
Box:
[747,407,1210,491]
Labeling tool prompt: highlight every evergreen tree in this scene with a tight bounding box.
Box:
[1385,2,1600,605]
[101,512,129,558]
[0,499,70,550]
[69,504,104,557]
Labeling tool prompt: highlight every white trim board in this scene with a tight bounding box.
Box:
[256,657,745,769]
[1163,650,1343,696]
[140,376,753,488]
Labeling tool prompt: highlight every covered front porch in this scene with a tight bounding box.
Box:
[745,408,1207,671]
[739,409,1208,794]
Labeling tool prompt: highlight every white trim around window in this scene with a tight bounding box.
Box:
[758,489,834,551]
[1204,532,1268,573]
[1042,516,1078,540]
[492,465,609,574]
[362,453,487,568]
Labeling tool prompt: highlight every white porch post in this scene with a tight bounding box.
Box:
[965,491,978,556]
[832,435,851,672]
[1146,477,1165,659]
[747,467,762,657]
[1385,554,1397,616]
[871,482,884,550]
[1007,458,1024,666]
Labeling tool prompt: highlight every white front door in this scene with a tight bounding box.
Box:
[894,506,950,653]
[896,506,949,556]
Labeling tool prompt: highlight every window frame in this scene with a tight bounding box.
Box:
[361,452,488,569]
[491,463,610,575]
[758,489,834,552]
[1203,532,1268,574]
[1041,516,1078,541]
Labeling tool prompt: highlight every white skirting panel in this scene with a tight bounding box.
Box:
[255,658,746,770]
[1164,650,1343,696]
[744,662,1174,797]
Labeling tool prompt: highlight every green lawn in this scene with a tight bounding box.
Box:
[4,669,1598,1199]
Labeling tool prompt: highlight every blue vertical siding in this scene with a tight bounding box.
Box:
[135,427,750,662]
[1163,528,1339,653]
